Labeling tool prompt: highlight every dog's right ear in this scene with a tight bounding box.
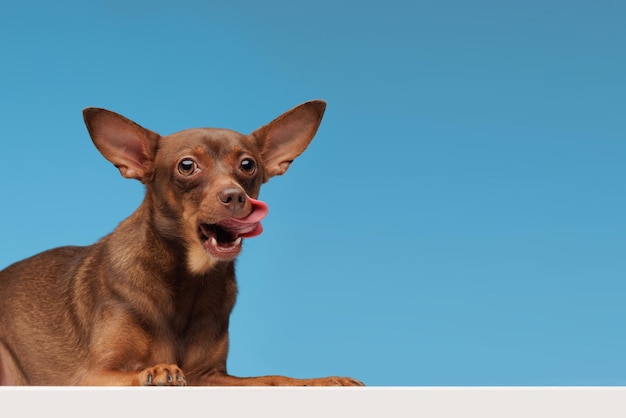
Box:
[83,108,159,182]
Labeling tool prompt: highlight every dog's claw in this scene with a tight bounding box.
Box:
[140,364,186,386]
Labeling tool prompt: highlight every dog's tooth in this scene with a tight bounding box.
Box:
[210,237,218,246]
[234,238,242,246]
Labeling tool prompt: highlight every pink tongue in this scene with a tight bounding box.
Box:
[217,197,269,238]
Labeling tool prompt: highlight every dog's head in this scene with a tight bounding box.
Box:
[82,101,325,273]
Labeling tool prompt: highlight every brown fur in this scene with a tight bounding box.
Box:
[0,101,363,386]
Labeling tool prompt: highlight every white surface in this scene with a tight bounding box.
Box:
[1,387,625,418]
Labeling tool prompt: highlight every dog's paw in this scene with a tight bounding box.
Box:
[139,364,187,386]
[304,376,365,386]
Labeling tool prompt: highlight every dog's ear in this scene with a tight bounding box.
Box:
[82,108,159,182]
[251,100,326,182]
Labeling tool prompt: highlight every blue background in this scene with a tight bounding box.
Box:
[1,1,624,386]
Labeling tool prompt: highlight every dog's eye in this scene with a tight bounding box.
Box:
[178,159,197,175]
[240,158,256,174]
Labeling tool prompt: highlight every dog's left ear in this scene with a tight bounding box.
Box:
[251,100,326,182]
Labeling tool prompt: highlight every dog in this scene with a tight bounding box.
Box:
[0,100,363,386]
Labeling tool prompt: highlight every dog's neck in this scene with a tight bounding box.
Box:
[106,199,228,285]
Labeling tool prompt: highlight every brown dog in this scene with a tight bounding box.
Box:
[0,100,363,386]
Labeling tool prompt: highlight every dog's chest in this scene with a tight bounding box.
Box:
[164,271,237,342]
[137,276,235,372]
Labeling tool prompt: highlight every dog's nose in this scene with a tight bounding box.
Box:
[218,187,247,212]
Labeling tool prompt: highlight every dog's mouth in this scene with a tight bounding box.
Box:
[199,197,269,261]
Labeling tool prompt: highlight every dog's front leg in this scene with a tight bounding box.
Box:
[77,307,187,386]
[79,364,186,386]
[196,372,364,387]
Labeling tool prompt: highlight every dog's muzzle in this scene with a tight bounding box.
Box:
[199,197,268,260]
